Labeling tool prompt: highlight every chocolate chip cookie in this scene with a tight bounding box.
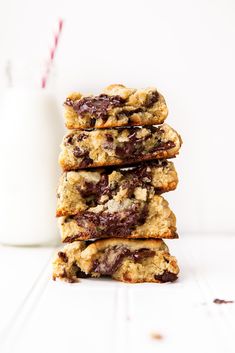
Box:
[59,195,177,242]
[59,124,182,170]
[56,160,178,217]
[64,84,168,129]
[52,238,179,283]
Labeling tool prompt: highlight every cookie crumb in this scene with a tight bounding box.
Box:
[150,332,163,340]
[213,298,234,304]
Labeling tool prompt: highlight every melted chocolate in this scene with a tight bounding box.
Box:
[92,246,131,275]
[79,174,111,200]
[71,94,125,122]
[73,204,148,238]
[115,131,143,158]
[130,248,155,262]
[64,91,159,123]
[114,127,167,159]
[92,246,156,275]
[58,251,68,263]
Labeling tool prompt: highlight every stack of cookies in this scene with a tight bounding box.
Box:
[53,84,182,283]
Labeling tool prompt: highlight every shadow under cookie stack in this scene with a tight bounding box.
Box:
[53,84,182,283]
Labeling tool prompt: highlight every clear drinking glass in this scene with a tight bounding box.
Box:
[0,61,64,245]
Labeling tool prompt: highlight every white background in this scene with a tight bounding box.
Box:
[0,0,235,233]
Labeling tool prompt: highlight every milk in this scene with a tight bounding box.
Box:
[0,88,64,245]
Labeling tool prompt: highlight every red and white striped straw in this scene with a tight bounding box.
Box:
[41,19,64,89]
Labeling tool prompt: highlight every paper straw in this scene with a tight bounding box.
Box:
[41,19,63,89]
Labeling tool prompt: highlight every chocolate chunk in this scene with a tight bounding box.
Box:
[115,128,153,158]
[103,134,114,150]
[63,234,79,243]
[151,141,175,152]
[121,165,152,197]
[145,91,159,108]
[73,264,90,278]
[80,157,93,168]
[115,136,142,158]
[73,147,87,158]
[72,94,125,122]
[78,164,153,204]
[92,246,131,275]
[106,134,114,142]
[118,108,143,117]
[154,271,178,283]
[92,246,156,276]
[58,251,68,263]
[213,298,234,304]
[131,248,155,262]
[90,118,96,127]
[79,174,110,200]
[77,133,88,142]
[147,126,164,134]
[64,98,74,107]
[65,135,74,145]
[74,203,148,238]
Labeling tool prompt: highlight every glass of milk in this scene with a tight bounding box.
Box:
[0,62,64,245]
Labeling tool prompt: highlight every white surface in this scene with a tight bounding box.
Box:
[0,0,235,233]
[0,234,235,353]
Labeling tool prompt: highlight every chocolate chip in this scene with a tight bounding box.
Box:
[63,234,79,243]
[131,249,155,262]
[72,94,125,122]
[64,98,74,107]
[154,271,178,283]
[77,133,88,142]
[145,91,159,108]
[118,108,143,117]
[73,146,87,158]
[103,133,114,150]
[79,157,93,168]
[90,118,96,127]
[73,264,90,278]
[151,141,175,152]
[106,134,114,142]
[146,125,163,134]
[58,251,68,263]
[65,135,74,145]
[115,140,140,158]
